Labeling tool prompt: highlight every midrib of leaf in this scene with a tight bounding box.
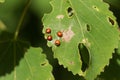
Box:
[14,0,31,40]
[13,41,16,80]
[68,0,85,39]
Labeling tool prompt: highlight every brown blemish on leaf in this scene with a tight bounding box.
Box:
[62,27,75,42]
[69,61,74,65]
[56,14,64,19]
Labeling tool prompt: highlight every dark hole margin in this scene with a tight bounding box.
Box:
[78,43,90,72]
[86,24,91,31]
[41,62,47,66]
[67,7,74,17]
[108,17,115,25]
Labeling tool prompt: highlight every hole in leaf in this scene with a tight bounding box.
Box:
[67,7,74,17]
[108,17,114,25]
[78,43,90,72]
[92,6,99,11]
[86,24,91,31]
[41,62,47,66]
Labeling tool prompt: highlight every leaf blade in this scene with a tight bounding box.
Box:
[43,0,119,79]
[0,47,54,80]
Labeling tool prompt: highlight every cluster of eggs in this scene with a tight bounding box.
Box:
[45,28,63,46]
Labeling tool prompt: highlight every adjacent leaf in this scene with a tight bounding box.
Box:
[0,31,29,77]
[0,1,30,79]
[0,47,54,80]
[43,0,119,79]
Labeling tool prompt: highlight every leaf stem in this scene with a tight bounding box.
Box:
[14,0,31,40]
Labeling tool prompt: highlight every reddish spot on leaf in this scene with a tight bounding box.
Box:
[47,35,52,41]
[55,40,60,46]
[46,28,51,34]
[57,31,63,37]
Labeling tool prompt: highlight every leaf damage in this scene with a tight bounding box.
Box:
[82,38,91,48]
[56,14,64,19]
[62,26,75,42]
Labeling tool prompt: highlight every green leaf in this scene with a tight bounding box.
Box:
[42,0,119,79]
[0,0,32,76]
[0,47,54,80]
[0,31,29,77]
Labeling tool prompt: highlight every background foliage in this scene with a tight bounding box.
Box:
[0,0,120,80]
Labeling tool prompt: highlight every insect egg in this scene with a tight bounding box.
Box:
[47,35,52,41]
[57,31,63,37]
[55,40,61,46]
[46,28,51,34]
